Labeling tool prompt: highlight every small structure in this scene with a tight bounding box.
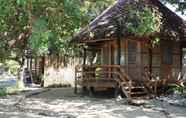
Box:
[72,0,186,100]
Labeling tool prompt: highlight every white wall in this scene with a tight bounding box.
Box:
[43,58,82,87]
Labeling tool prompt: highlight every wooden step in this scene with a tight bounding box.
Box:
[132,96,150,100]
[130,91,147,95]
[116,70,151,101]
[121,88,131,99]
[123,86,145,90]
[121,81,136,85]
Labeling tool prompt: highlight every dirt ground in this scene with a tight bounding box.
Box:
[0,87,186,118]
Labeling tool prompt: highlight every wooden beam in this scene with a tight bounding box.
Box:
[82,38,116,43]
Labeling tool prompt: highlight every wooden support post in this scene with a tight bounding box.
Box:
[109,67,111,79]
[116,19,122,65]
[114,82,119,98]
[154,81,158,96]
[74,66,78,94]
[83,48,87,65]
[82,48,87,90]
[117,39,121,65]
[41,56,45,75]
[30,57,33,82]
[35,58,37,78]
[180,44,183,72]
[88,87,94,97]
[127,80,132,100]
[109,44,111,79]
[40,56,45,87]
[27,58,30,70]
[30,58,32,72]
[149,44,152,79]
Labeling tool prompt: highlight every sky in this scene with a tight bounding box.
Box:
[163,2,186,20]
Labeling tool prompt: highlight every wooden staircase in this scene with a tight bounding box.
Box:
[75,65,150,101]
[115,67,149,101]
[120,81,149,100]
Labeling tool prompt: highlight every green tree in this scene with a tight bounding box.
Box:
[0,0,115,67]
[0,0,183,65]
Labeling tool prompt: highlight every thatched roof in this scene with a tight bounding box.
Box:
[72,0,185,43]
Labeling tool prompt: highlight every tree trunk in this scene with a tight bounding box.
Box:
[17,57,25,89]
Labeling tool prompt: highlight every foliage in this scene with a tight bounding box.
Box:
[6,85,21,94]
[8,61,20,75]
[168,84,186,93]
[0,89,7,97]
[80,0,115,19]
[114,1,162,45]
[0,78,25,97]
[0,0,183,62]
[0,82,24,97]
[28,0,115,57]
[127,6,162,36]
[0,0,29,63]
[0,60,20,75]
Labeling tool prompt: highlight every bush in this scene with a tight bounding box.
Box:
[4,60,20,75]
[0,79,25,97]
[0,89,7,97]
[168,84,186,93]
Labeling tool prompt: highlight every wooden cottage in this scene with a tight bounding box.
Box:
[72,0,186,100]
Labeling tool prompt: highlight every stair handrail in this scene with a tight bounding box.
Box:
[75,64,133,83]
[75,65,134,98]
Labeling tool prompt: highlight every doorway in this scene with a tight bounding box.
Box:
[127,40,141,80]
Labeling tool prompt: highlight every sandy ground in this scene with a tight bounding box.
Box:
[0,88,186,118]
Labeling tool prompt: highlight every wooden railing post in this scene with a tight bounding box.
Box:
[82,65,84,82]
[109,67,111,79]
[129,80,132,98]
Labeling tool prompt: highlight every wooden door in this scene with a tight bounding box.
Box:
[127,40,141,80]
[161,41,173,79]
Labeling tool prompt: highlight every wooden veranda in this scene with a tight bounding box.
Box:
[74,65,184,101]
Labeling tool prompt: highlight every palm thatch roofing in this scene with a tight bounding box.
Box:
[72,0,186,43]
